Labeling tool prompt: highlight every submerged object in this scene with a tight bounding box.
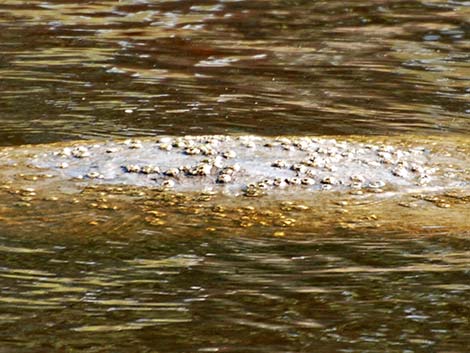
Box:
[1,134,468,194]
[0,135,469,235]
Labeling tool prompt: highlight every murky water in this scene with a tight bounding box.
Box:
[0,226,469,352]
[2,0,470,145]
[1,0,470,351]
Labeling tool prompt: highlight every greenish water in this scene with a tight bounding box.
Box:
[0,0,469,352]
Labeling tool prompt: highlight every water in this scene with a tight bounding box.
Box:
[1,0,470,351]
[1,0,470,145]
[0,228,469,352]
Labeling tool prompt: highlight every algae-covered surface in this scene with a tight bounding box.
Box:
[1,134,469,236]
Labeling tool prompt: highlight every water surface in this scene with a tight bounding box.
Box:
[0,223,469,353]
[1,0,470,145]
[0,0,470,352]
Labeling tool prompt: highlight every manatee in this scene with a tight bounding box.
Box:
[0,135,469,235]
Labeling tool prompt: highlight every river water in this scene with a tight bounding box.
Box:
[0,0,469,352]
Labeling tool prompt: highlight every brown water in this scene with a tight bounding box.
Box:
[0,0,470,352]
[0,227,469,352]
[2,0,470,145]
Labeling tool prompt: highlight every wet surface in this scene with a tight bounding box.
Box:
[1,0,470,145]
[0,226,469,353]
[1,147,470,351]
[1,0,470,352]
[16,135,470,193]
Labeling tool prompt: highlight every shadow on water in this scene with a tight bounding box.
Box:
[1,0,470,145]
